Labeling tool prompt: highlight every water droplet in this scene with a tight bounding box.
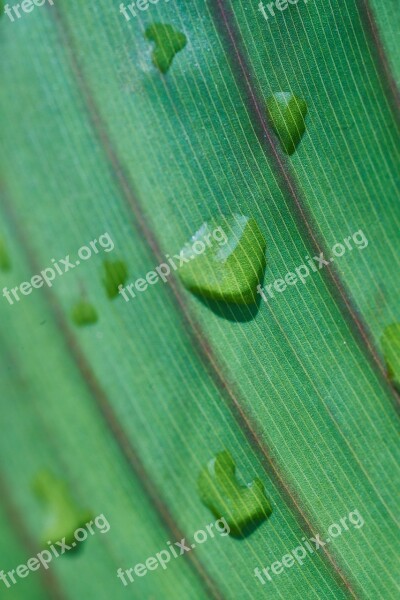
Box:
[381,323,400,392]
[0,238,11,272]
[32,471,92,547]
[198,451,272,537]
[145,23,187,74]
[179,214,266,305]
[266,92,308,155]
[102,259,128,299]
[71,301,98,326]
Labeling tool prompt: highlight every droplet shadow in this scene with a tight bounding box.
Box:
[228,520,266,540]
[66,541,84,556]
[196,294,262,323]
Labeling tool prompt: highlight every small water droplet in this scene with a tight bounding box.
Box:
[71,301,98,326]
[266,92,308,155]
[178,214,266,305]
[32,470,92,548]
[102,259,128,299]
[198,451,272,537]
[145,23,187,74]
[0,238,11,272]
[381,323,400,392]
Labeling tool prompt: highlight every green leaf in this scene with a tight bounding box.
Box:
[0,0,399,598]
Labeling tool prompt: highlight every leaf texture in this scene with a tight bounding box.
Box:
[0,1,399,598]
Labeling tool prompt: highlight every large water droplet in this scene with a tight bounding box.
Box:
[145,23,187,74]
[0,238,11,272]
[102,259,128,299]
[178,214,266,305]
[198,450,272,537]
[32,471,93,548]
[71,301,98,326]
[266,92,308,155]
[381,323,400,392]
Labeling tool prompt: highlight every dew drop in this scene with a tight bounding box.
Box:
[381,323,400,392]
[266,92,308,155]
[198,450,272,537]
[145,23,187,74]
[71,301,98,326]
[102,259,128,299]
[32,470,93,548]
[0,238,11,272]
[178,214,266,305]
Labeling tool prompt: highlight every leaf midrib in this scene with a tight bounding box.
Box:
[211,0,399,412]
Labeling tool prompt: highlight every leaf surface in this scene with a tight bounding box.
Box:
[0,1,399,598]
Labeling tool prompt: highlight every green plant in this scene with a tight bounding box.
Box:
[0,0,399,598]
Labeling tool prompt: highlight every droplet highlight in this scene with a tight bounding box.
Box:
[102,259,128,299]
[381,323,400,392]
[178,214,266,305]
[145,23,187,74]
[198,450,272,536]
[71,301,98,326]
[33,470,92,547]
[266,92,308,155]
